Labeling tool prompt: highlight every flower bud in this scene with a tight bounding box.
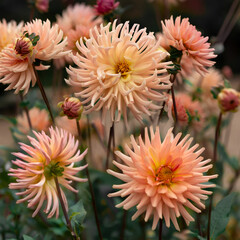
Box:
[218,88,240,113]
[15,37,33,58]
[58,97,83,119]
[35,0,49,13]
[94,0,119,15]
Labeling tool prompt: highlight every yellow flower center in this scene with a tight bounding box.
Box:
[115,61,131,78]
[155,166,173,184]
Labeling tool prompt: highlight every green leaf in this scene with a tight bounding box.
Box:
[210,86,223,99]
[23,235,34,240]
[218,142,239,170]
[210,192,237,240]
[0,115,17,125]
[69,200,87,237]
[224,79,231,88]
[168,46,183,61]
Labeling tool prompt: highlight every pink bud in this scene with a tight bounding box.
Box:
[218,88,240,113]
[35,0,49,13]
[15,37,33,58]
[58,97,83,119]
[94,0,120,15]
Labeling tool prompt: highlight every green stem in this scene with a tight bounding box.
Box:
[159,218,163,240]
[19,92,32,130]
[33,64,55,125]
[76,120,103,240]
[105,122,115,170]
[207,112,222,240]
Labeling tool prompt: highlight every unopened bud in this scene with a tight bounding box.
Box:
[58,97,83,119]
[15,37,33,58]
[218,88,240,113]
[94,0,119,15]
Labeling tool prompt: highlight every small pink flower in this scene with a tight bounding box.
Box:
[94,0,120,15]
[160,16,216,76]
[108,127,217,230]
[9,127,88,218]
[218,88,240,113]
[35,0,49,13]
[58,97,83,119]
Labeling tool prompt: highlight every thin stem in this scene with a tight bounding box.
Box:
[19,93,32,130]
[120,210,127,240]
[159,218,163,240]
[221,3,240,44]
[87,115,92,164]
[216,0,240,42]
[105,122,114,170]
[75,120,103,240]
[157,89,171,125]
[33,64,55,125]
[76,119,82,143]
[54,177,78,240]
[207,112,222,240]
[171,85,178,133]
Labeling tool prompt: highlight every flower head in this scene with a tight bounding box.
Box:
[23,19,68,61]
[108,127,217,230]
[94,0,120,15]
[161,16,216,76]
[55,3,102,68]
[0,19,68,95]
[9,127,88,218]
[66,20,172,124]
[17,107,50,134]
[0,19,23,52]
[218,88,240,113]
[58,97,83,119]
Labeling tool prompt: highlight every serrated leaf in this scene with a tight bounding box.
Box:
[69,200,87,237]
[23,235,34,240]
[210,192,237,240]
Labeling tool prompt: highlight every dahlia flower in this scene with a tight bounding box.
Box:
[0,19,23,52]
[55,3,102,68]
[23,19,68,61]
[108,127,217,230]
[0,19,68,94]
[9,127,88,218]
[161,16,216,76]
[67,20,172,124]
[17,107,50,134]
[173,93,205,129]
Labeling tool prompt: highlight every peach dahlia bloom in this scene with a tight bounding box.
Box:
[67,20,172,124]
[9,127,88,218]
[0,19,23,51]
[55,3,102,68]
[161,16,216,76]
[0,19,68,94]
[108,127,217,230]
[17,107,50,134]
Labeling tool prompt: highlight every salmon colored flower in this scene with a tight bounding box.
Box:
[218,88,240,113]
[55,3,103,68]
[108,127,217,230]
[161,16,216,76]
[0,19,68,94]
[67,20,172,124]
[23,19,68,61]
[17,107,50,134]
[94,0,120,15]
[173,93,205,129]
[0,19,23,52]
[9,127,88,218]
